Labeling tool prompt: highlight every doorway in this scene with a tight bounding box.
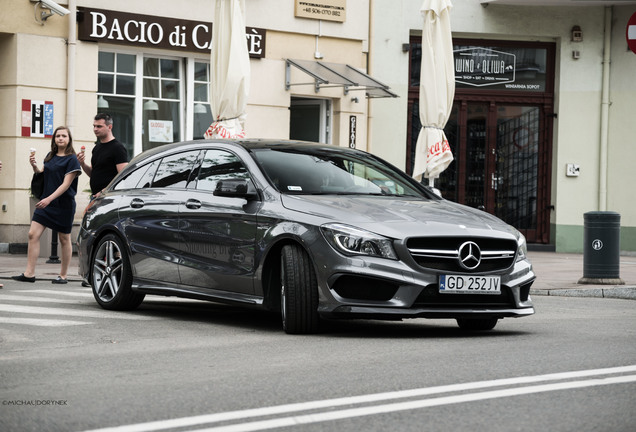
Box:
[289,97,331,143]
[407,38,554,244]
[408,98,552,243]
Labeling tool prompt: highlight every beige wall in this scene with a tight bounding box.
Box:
[0,0,374,245]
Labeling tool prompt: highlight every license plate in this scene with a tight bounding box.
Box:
[439,275,501,294]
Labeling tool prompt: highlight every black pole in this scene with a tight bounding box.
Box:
[46,230,61,264]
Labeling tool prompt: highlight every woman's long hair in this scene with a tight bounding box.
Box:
[44,126,76,163]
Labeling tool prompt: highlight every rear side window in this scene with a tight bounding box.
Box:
[113,160,159,191]
[194,149,250,192]
[151,151,200,188]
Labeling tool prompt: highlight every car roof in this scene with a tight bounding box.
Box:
[126,139,364,167]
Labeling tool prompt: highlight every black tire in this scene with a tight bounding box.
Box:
[456,318,498,331]
[280,244,320,334]
[91,234,144,310]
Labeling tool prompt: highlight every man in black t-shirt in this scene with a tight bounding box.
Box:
[78,113,128,196]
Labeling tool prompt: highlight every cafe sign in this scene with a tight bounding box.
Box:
[454,47,515,87]
[77,7,266,58]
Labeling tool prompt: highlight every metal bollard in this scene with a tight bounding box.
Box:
[46,230,61,264]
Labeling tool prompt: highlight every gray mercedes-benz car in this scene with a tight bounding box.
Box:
[77,139,535,334]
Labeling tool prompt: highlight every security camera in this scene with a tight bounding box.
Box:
[34,0,70,17]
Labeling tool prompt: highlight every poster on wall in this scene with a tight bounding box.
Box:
[21,99,54,138]
[149,120,174,143]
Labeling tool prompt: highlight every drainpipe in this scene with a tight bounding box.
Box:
[66,0,77,132]
[367,0,374,152]
[599,6,612,211]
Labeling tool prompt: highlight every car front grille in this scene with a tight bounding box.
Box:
[406,237,517,273]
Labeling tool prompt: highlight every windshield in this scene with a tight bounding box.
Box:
[251,147,426,197]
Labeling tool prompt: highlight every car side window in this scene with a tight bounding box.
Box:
[113,160,159,191]
[195,149,250,192]
[151,151,200,189]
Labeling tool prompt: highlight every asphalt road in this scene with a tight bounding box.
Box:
[1,281,635,432]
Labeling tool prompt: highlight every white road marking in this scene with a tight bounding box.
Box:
[0,317,91,326]
[78,365,636,432]
[17,289,93,297]
[0,288,206,327]
[0,294,89,304]
[195,375,636,432]
[0,304,154,320]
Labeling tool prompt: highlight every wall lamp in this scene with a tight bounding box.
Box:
[31,0,70,25]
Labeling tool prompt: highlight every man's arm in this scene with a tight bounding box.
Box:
[116,162,128,173]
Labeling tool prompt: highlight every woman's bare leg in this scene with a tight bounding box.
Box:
[24,221,46,277]
[58,232,72,279]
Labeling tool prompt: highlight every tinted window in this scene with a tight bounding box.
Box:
[194,150,249,192]
[113,160,159,191]
[152,151,200,188]
[252,147,424,197]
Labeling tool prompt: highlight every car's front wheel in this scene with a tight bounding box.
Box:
[91,233,144,310]
[280,244,320,334]
[456,318,498,331]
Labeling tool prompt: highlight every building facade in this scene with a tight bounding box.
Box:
[369,0,636,253]
[0,0,635,254]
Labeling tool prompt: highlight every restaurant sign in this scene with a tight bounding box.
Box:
[454,46,546,92]
[77,8,266,58]
[454,48,515,87]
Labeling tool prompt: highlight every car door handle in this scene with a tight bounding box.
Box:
[185,199,202,210]
[130,198,145,208]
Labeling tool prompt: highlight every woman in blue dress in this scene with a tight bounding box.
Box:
[13,126,81,284]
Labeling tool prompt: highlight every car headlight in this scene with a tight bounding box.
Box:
[516,232,528,262]
[321,223,397,260]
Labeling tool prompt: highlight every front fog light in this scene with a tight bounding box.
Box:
[321,223,397,260]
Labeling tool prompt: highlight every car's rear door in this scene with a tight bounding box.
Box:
[117,150,200,285]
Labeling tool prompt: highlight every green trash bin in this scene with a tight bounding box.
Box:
[579,211,624,284]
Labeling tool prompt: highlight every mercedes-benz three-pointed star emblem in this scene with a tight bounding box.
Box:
[458,241,481,270]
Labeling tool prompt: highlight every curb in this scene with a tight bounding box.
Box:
[531,286,636,300]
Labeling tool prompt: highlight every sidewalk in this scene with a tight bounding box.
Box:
[526,251,636,300]
[1,251,635,299]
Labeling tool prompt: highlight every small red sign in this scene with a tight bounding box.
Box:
[627,12,636,55]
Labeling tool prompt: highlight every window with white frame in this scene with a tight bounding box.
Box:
[97,52,136,158]
[97,51,212,157]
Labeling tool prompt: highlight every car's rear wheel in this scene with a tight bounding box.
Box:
[280,244,319,334]
[91,234,144,310]
[456,318,498,331]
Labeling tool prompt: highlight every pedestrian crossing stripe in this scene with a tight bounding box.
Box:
[0,317,91,327]
[0,304,155,320]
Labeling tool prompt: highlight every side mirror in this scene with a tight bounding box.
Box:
[423,185,442,197]
[214,179,258,200]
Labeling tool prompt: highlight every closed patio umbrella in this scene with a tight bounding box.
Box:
[412,0,454,186]
[204,0,250,139]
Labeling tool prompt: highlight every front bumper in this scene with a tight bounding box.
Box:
[313,251,536,320]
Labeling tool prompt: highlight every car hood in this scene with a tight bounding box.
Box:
[280,194,518,240]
